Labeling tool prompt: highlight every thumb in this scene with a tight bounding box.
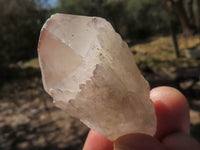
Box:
[114,133,165,150]
[162,132,200,150]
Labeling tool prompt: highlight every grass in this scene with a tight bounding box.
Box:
[131,35,200,73]
[20,35,200,74]
[2,35,200,145]
[22,58,39,69]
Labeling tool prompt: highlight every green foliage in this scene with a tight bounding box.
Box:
[0,0,53,66]
[1,0,198,67]
[56,0,170,44]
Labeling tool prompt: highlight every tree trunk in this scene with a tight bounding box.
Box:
[170,19,180,58]
[188,0,195,27]
[197,0,200,33]
[166,0,194,35]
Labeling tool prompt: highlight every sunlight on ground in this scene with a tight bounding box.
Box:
[131,35,200,53]
[22,58,39,69]
[21,35,200,72]
[131,35,200,72]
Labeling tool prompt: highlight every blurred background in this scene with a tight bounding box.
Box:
[0,0,200,149]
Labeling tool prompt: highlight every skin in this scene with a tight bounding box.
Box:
[83,86,200,150]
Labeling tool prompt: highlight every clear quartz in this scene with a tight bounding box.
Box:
[38,13,157,141]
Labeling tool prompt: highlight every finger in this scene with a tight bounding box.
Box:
[83,86,190,149]
[83,130,113,150]
[150,86,190,139]
[162,132,200,150]
[114,133,165,150]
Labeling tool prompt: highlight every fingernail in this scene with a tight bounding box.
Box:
[114,144,132,150]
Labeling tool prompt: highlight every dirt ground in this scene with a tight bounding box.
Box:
[0,69,89,150]
[0,66,200,150]
[1,34,200,150]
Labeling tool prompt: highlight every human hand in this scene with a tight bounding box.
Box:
[83,86,200,150]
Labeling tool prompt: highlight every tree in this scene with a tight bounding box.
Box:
[197,0,200,32]
[56,0,170,44]
[187,0,195,27]
[165,0,194,35]
[0,0,52,66]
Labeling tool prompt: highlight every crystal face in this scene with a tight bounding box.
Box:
[38,14,157,141]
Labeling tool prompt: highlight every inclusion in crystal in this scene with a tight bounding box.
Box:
[38,14,157,141]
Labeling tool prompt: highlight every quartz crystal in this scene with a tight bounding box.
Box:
[38,14,157,141]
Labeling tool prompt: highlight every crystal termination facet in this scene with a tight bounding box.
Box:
[38,14,157,141]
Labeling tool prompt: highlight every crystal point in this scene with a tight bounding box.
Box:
[38,13,156,141]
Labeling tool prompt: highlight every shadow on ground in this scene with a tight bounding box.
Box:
[0,66,89,150]
[0,65,200,150]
